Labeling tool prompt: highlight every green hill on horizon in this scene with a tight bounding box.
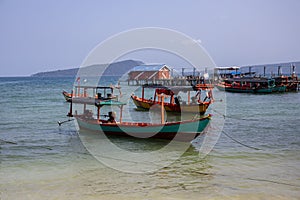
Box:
[31,60,144,77]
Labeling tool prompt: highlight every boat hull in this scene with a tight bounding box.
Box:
[272,85,287,92]
[215,84,285,93]
[131,96,210,114]
[216,84,254,93]
[76,115,211,141]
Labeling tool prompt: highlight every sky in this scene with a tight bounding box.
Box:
[0,0,299,76]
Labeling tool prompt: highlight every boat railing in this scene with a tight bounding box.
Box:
[70,85,120,101]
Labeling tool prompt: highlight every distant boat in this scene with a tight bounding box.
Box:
[216,77,286,93]
[272,65,299,92]
[215,65,299,93]
[131,84,214,115]
[274,75,299,92]
[65,90,211,141]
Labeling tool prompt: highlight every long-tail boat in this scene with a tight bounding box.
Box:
[274,75,299,92]
[66,91,211,141]
[62,85,119,102]
[215,65,299,93]
[131,84,214,115]
[216,77,286,93]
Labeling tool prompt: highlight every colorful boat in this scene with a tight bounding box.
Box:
[62,85,119,102]
[76,114,211,141]
[67,95,211,141]
[216,77,286,93]
[274,75,299,92]
[131,84,214,114]
[215,65,300,93]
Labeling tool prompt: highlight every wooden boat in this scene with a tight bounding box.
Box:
[62,85,119,102]
[272,65,299,92]
[274,75,299,92]
[215,65,300,93]
[131,84,214,114]
[76,113,211,141]
[67,94,211,141]
[216,77,286,93]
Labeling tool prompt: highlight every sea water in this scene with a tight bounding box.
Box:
[0,76,299,199]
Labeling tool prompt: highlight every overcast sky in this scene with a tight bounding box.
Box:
[0,0,299,76]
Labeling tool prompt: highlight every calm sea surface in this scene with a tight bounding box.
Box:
[0,76,299,199]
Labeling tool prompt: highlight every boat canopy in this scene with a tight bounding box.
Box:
[142,84,195,94]
[215,66,240,70]
[74,85,113,89]
[155,88,175,96]
[229,77,274,83]
[95,100,126,107]
[231,71,241,75]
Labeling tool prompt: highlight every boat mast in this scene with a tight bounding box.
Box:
[97,106,100,121]
[161,95,165,124]
[142,86,145,100]
[67,90,73,117]
[120,105,123,123]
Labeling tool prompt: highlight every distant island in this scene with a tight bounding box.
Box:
[31,68,79,77]
[31,60,144,77]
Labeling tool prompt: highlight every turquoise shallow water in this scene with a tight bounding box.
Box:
[0,77,299,199]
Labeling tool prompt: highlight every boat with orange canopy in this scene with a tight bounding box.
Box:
[131,84,214,115]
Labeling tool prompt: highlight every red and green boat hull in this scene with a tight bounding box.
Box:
[75,115,211,141]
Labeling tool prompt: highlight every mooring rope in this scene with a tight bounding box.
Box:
[222,130,261,150]
[211,108,260,121]
[0,138,17,145]
[209,108,261,150]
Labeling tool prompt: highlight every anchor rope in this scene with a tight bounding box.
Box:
[210,108,261,150]
[0,138,17,145]
[221,130,261,150]
[211,108,260,121]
